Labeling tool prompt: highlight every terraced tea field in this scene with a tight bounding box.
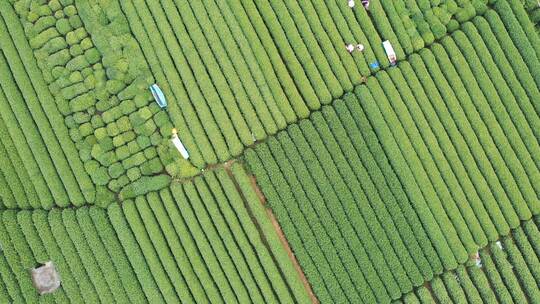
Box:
[0,0,538,303]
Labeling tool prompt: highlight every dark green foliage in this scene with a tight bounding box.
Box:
[119,175,170,200]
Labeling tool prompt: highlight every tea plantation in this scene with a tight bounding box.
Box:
[0,0,538,303]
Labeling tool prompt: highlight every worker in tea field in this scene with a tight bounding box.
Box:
[348,0,355,8]
[362,0,370,10]
[346,43,364,53]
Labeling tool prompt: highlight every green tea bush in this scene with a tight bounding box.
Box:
[107,203,165,303]
[140,157,163,175]
[119,175,170,200]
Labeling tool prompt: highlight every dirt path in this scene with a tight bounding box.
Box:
[248,174,318,303]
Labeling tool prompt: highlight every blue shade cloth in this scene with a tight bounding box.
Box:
[370,61,380,69]
[150,84,167,108]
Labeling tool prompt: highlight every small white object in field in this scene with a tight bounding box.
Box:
[362,0,370,10]
[31,262,61,295]
[171,128,190,159]
[496,240,503,250]
[348,0,355,8]
[346,44,355,53]
[356,44,364,52]
[383,40,397,65]
[473,252,482,268]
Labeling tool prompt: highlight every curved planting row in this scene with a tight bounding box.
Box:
[0,5,93,208]
[0,207,145,303]
[117,0,492,168]
[2,0,186,206]
[244,13,539,301]
[108,165,310,303]
[401,219,540,303]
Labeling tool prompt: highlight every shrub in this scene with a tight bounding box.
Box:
[106,122,120,137]
[103,107,122,123]
[64,5,77,17]
[133,93,149,108]
[56,18,72,35]
[70,128,82,142]
[66,31,79,45]
[85,48,101,65]
[127,141,141,154]
[106,79,125,94]
[34,16,56,34]
[41,37,68,54]
[122,151,145,170]
[98,136,114,152]
[48,49,71,67]
[140,157,163,175]
[108,162,125,179]
[79,122,93,137]
[121,131,136,143]
[144,147,157,159]
[113,135,125,147]
[62,82,87,99]
[84,74,95,90]
[127,167,141,181]
[119,175,170,200]
[455,4,476,23]
[67,55,90,71]
[80,37,93,50]
[120,99,136,115]
[54,9,64,19]
[94,127,108,140]
[30,27,60,49]
[115,145,130,161]
[49,0,62,11]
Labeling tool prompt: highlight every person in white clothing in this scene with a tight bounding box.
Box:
[362,0,370,10]
[348,0,355,8]
[356,44,364,52]
[346,44,355,53]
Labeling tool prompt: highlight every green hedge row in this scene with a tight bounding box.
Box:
[2,3,96,206]
[157,188,221,303]
[271,131,380,303]
[0,38,64,208]
[230,164,311,303]
[453,28,540,203]
[472,16,540,142]
[245,146,348,304]
[341,94,445,275]
[158,0,254,150]
[211,0,300,124]
[370,72,478,254]
[192,0,284,135]
[298,118,415,294]
[197,175,272,302]
[463,21,540,172]
[389,65,493,246]
[257,0,334,103]
[418,47,522,230]
[223,0,312,115]
[492,1,540,87]
[399,218,540,303]
[301,0,365,83]
[134,196,194,302]
[123,0,226,163]
[1,207,145,303]
[407,53,510,237]
[288,0,352,94]
[355,84,461,269]
[437,37,535,218]
[119,200,179,303]
[321,105,429,284]
[108,203,164,303]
